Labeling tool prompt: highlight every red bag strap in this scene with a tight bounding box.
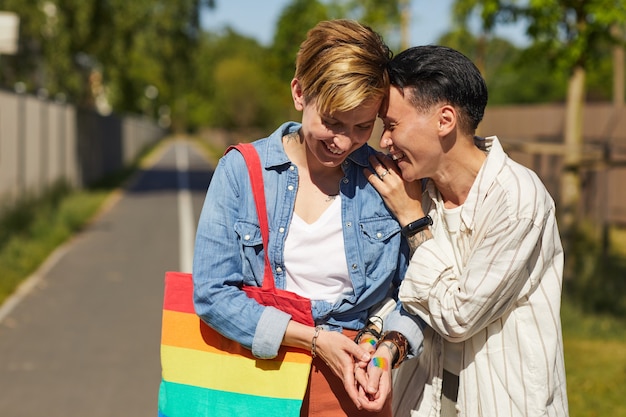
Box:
[225,143,275,290]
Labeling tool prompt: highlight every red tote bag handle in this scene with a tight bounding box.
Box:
[225,143,273,290]
[225,143,313,326]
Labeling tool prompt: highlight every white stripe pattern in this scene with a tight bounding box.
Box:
[396,136,569,417]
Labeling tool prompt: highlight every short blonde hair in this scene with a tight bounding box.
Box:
[295,19,391,115]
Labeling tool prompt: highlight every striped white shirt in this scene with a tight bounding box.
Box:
[394,136,569,417]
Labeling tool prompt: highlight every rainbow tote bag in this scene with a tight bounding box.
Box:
[158,271,313,417]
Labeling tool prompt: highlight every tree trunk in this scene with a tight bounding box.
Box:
[613,26,624,109]
[560,64,585,280]
[400,0,411,51]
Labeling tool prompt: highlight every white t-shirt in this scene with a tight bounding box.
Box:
[284,197,352,303]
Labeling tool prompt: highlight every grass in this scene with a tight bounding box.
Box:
[562,296,626,417]
[0,138,165,306]
[564,335,626,416]
[561,225,626,417]
[0,184,110,305]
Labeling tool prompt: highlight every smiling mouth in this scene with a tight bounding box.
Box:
[326,143,345,155]
[390,151,405,161]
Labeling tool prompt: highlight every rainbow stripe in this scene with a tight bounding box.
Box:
[158,272,312,417]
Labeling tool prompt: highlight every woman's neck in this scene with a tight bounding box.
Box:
[283,131,342,197]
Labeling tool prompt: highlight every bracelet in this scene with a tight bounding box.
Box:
[401,215,433,237]
[354,325,382,344]
[369,315,384,330]
[380,331,409,368]
[311,326,322,358]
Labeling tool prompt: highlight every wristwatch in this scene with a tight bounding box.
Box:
[401,215,433,237]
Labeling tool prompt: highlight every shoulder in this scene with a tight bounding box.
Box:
[492,150,556,224]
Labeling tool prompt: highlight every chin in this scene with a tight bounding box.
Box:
[397,164,416,182]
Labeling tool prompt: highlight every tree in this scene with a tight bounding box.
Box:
[452,0,626,279]
[187,29,287,131]
[0,0,211,121]
[271,0,329,84]
[330,0,404,50]
[438,29,568,104]
[100,0,209,117]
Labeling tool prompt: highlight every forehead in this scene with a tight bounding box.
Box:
[322,98,382,123]
[382,86,412,120]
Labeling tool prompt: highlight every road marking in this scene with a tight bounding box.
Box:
[176,142,195,273]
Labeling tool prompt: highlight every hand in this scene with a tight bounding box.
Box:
[314,330,371,408]
[354,347,394,411]
[364,152,423,226]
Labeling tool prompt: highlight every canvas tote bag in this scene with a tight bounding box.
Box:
[158,143,313,417]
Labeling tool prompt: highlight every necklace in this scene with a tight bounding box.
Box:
[325,194,339,202]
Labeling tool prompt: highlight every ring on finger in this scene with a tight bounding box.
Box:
[379,170,389,179]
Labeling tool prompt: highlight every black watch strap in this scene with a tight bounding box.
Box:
[401,215,433,237]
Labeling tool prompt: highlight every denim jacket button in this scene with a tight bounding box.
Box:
[276,266,283,273]
[279,227,285,233]
[244,234,251,240]
[287,185,294,191]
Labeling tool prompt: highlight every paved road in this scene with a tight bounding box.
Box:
[0,139,215,417]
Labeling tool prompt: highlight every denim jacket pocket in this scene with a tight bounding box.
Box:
[234,220,265,286]
[359,216,402,280]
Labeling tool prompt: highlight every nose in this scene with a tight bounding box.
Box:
[333,132,353,149]
[379,130,392,149]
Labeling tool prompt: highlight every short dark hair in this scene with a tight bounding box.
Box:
[388,45,488,134]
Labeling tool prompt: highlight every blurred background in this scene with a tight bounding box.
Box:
[0,1,625,415]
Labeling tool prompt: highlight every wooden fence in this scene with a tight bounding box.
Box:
[480,103,626,227]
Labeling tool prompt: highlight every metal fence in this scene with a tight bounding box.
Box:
[0,90,165,205]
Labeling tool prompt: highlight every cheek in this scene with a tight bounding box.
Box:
[310,126,334,142]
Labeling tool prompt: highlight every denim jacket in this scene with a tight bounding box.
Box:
[193,122,409,359]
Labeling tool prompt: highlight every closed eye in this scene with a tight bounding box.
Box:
[383,121,397,131]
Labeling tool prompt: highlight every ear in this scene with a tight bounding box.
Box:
[438,105,456,136]
[291,79,305,111]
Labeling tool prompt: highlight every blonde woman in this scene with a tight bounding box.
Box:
[193,20,414,416]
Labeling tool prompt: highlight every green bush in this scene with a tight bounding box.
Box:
[0,183,109,305]
[565,222,626,316]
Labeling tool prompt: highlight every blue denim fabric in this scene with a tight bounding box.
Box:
[193,121,409,359]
